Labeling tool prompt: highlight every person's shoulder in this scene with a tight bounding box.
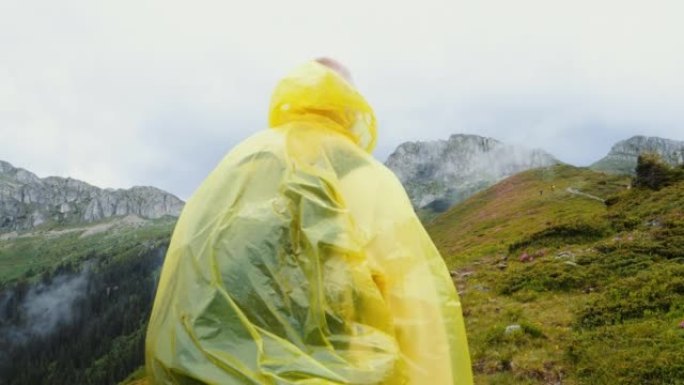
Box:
[364,156,406,189]
[183,129,288,210]
[219,129,286,165]
[231,129,285,154]
[340,151,412,205]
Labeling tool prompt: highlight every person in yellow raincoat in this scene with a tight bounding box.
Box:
[145,58,473,384]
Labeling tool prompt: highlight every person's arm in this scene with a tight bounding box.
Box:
[340,161,473,385]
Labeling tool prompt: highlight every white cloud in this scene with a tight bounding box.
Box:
[1,0,683,199]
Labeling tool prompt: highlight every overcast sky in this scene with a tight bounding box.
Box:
[2,0,683,199]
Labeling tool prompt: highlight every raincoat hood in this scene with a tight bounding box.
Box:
[268,61,377,153]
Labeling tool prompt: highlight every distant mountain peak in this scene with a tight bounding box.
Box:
[385,133,560,216]
[0,160,184,233]
[591,135,684,175]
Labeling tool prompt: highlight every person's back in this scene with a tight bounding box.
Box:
[145,60,473,384]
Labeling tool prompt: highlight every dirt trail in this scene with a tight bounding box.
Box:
[566,187,605,203]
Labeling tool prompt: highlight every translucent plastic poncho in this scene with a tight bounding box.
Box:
[145,61,473,384]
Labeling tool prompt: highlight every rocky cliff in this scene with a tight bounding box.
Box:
[385,134,559,215]
[590,135,684,175]
[0,160,184,232]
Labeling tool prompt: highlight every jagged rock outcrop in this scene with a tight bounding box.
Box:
[385,134,559,215]
[0,160,184,232]
[591,135,684,175]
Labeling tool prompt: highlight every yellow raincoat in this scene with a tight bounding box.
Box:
[145,61,473,384]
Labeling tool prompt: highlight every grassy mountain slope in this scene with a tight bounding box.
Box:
[0,216,173,284]
[426,164,684,384]
[428,164,629,266]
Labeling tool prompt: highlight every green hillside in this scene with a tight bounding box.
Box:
[426,163,684,384]
[0,217,174,284]
[428,164,629,265]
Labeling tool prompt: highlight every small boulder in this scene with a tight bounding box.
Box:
[555,250,575,260]
[505,324,522,335]
[519,252,533,263]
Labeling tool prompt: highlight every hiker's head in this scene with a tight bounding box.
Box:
[268,58,376,153]
[315,57,353,85]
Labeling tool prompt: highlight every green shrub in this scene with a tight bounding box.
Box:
[568,319,684,385]
[651,220,684,259]
[604,195,620,207]
[634,153,684,190]
[606,213,640,231]
[520,321,545,339]
[498,260,590,295]
[509,219,610,253]
[576,264,684,328]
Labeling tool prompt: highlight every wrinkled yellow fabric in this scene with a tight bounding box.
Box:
[145,61,473,385]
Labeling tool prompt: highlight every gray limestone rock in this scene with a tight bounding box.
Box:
[0,160,184,232]
[384,134,560,215]
[591,135,684,175]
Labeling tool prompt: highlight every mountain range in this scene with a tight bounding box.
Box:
[384,134,559,217]
[2,134,681,235]
[385,134,684,219]
[0,160,183,233]
[590,135,684,175]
